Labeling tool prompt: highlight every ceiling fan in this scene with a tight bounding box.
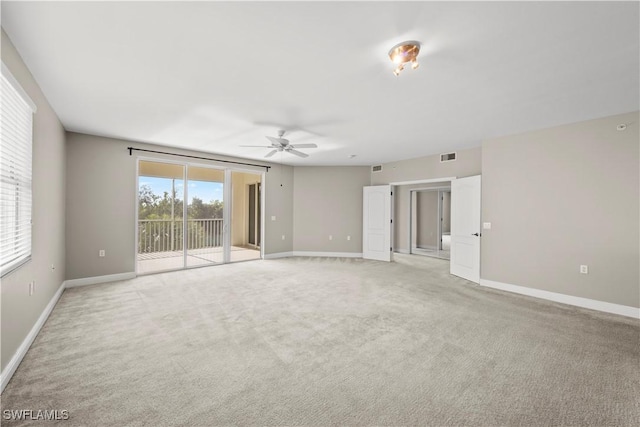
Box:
[240,130,317,158]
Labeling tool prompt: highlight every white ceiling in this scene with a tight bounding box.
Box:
[2,1,638,166]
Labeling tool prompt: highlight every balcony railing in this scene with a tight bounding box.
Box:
[138,219,223,254]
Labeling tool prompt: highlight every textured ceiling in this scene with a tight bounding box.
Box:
[2,1,638,165]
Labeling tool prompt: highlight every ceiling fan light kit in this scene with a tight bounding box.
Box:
[389,41,421,76]
[240,130,318,158]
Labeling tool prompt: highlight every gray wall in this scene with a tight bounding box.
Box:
[482,111,639,308]
[442,191,451,233]
[372,147,482,252]
[1,30,66,372]
[416,191,439,249]
[293,166,371,253]
[370,147,482,185]
[265,163,294,255]
[65,132,293,279]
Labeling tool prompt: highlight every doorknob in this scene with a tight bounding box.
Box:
[472,232,480,236]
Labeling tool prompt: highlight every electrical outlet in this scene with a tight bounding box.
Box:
[281,235,285,240]
[271,216,276,221]
[347,235,351,241]
[483,222,492,229]
[580,265,588,274]
[29,281,34,296]
[329,235,333,240]
[99,250,105,257]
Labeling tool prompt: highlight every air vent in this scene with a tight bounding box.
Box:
[440,152,457,162]
[372,165,383,172]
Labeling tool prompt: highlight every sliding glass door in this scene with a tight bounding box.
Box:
[137,160,263,274]
[137,161,186,274]
[230,171,262,263]
[186,166,225,268]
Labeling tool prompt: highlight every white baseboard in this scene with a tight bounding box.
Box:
[265,251,363,259]
[0,281,66,394]
[292,251,362,258]
[395,249,411,254]
[416,246,438,251]
[64,272,136,288]
[264,252,294,259]
[480,279,640,319]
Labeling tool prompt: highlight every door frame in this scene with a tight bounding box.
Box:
[247,182,261,248]
[230,167,266,261]
[135,157,189,275]
[370,176,481,281]
[409,186,451,257]
[387,177,455,256]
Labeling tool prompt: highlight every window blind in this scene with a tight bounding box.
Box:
[1,64,35,276]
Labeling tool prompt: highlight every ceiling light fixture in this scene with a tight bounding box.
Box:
[389,41,421,76]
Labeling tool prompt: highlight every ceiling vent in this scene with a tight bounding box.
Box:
[372,165,383,172]
[440,152,457,162]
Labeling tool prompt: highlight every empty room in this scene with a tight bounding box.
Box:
[1,1,638,426]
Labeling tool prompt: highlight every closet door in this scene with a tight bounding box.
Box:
[362,185,391,262]
[450,175,481,283]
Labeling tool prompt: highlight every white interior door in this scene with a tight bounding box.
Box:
[450,175,481,283]
[363,185,391,262]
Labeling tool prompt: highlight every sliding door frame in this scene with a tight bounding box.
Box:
[135,156,265,275]
[135,157,188,275]
[247,182,262,247]
[229,166,266,262]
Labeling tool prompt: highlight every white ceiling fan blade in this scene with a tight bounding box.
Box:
[265,149,278,158]
[240,145,273,147]
[288,149,309,158]
[290,143,317,149]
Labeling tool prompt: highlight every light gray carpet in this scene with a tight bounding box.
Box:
[2,255,639,426]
